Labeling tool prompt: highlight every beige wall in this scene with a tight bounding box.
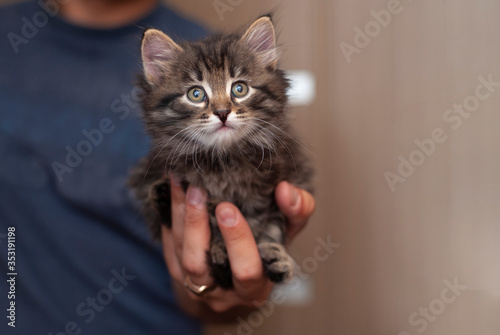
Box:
[4,0,499,334]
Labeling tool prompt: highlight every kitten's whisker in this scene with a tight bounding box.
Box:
[243,125,271,172]
[167,129,194,171]
[251,123,279,154]
[253,123,297,174]
[144,124,198,179]
[171,128,198,168]
[178,129,197,158]
[249,131,266,171]
[247,124,275,177]
[248,117,316,158]
[177,127,204,176]
[165,136,187,175]
[241,123,261,156]
[191,129,206,176]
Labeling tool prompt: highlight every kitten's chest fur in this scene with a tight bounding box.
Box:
[170,147,285,217]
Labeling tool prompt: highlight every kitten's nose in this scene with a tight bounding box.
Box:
[214,110,230,123]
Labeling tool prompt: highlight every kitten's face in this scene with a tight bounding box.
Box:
[140,17,289,155]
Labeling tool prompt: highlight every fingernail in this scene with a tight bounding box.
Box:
[218,206,237,227]
[170,174,181,187]
[187,187,205,207]
[289,184,299,208]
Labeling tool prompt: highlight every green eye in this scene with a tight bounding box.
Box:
[231,82,249,98]
[187,87,206,103]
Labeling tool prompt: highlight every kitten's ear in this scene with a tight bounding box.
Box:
[241,16,278,69]
[141,29,182,86]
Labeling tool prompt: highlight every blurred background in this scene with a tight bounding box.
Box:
[4,0,500,334]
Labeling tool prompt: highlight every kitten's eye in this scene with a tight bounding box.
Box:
[231,82,249,98]
[187,87,206,103]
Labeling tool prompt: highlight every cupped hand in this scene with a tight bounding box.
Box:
[161,176,315,313]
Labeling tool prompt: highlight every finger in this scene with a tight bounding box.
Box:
[275,181,316,240]
[181,185,212,285]
[205,291,257,312]
[170,174,186,258]
[216,202,268,300]
[161,225,184,283]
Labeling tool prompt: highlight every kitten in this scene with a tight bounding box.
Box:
[129,15,313,289]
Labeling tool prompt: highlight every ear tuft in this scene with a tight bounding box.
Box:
[241,16,278,68]
[141,29,182,85]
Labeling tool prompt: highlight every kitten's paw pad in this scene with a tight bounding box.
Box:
[258,242,294,283]
[207,243,233,289]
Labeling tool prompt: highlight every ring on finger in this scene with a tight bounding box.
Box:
[184,276,216,297]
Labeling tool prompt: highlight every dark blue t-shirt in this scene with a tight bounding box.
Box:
[0,1,206,334]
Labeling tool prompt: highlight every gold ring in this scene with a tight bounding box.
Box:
[184,276,216,297]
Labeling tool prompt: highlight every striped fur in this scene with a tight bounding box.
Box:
[129,16,313,288]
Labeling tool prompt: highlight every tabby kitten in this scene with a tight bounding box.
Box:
[129,16,313,289]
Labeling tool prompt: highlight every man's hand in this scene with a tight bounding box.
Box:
[161,175,315,319]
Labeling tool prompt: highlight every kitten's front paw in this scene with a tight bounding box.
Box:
[207,242,233,289]
[258,242,294,283]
